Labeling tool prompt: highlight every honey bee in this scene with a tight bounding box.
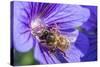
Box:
[31,21,70,56]
[39,25,70,56]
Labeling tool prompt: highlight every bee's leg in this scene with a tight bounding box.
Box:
[63,52,67,57]
[50,47,56,53]
[58,48,67,57]
[50,49,56,53]
[40,40,48,47]
[48,46,56,54]
[40,40,46,43]
[61,51,66,57]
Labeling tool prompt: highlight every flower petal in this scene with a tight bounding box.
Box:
[34,40,60,64]
[75,32,89,55]
[82,6,97,31]
[14,32,34,52]
[34,40,47,64]
[25,2,59,20]
[64,32,89,62]
[60,30,83,62]
[61,29,79,43]
[44,5,90,29]
[13,2,35,52]
[64,45,84,62]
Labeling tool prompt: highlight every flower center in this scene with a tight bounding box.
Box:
[30,18,70,54]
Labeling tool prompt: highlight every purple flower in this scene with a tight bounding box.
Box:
[13,1,90,64]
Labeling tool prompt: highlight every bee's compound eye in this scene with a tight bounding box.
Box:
[47,34,55,41]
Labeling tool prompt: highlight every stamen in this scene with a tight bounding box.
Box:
[31,18,41,29]
[30,18,45,36]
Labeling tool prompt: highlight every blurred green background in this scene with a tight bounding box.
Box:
[13,49,40,66]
